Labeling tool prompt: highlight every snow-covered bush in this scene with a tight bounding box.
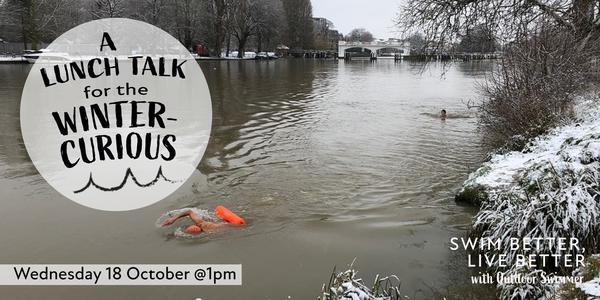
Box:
[318,261,403,300]
[461,96,600,299]
[473,167,600,262]
[472,167,600,299]
[498,268,554,300]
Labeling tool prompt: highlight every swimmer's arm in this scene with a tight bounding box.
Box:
[187,210,207,226]
[200,221,226,231]
[162,209,195,226]
[171,209,193,219]
[164,209,210,227]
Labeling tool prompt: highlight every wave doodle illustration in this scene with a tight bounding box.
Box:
[73,166,178,194]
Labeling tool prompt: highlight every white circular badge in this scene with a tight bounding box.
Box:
[20,18,212,211]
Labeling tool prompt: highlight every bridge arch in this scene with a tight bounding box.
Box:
[338,41,410,59]
[345,47,372,53]
[343,47,373,58]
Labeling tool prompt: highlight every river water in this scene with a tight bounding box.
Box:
[0,59,495,299]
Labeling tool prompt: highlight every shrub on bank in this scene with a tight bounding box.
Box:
[455,185,488,207]
[461,97,600,299]
[318,260,402,300]
[478,26,593,150]
[472,167,600,299]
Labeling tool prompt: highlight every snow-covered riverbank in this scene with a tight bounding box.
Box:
[457,94,600,299]
[462,95,600,200]
[0,55,27,63]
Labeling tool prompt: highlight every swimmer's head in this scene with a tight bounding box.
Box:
[440,109,447,119]
[185,224,202,234]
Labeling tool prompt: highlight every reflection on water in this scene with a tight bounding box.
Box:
[0,60,495,299]
[198,60,487,220]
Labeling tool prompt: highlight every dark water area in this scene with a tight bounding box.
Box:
[0,59,496,299]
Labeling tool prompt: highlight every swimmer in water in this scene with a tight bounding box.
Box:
[440,109,447,119]
[160,209,225,232]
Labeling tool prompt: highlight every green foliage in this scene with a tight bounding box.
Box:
[557,255,600,299]
[581,255,600,282]
[556,281,587,300]
[455,185,488,207]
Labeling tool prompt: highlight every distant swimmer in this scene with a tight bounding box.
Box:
[421,109,472,119]
[440,109,447,120]
[160,205,246,234]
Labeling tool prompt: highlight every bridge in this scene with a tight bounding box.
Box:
[338,40,411,59]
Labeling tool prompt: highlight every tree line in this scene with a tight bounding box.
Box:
[0,0,316,57]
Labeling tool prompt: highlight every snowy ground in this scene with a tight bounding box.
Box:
[463,95,600,197]
[0,55,26,62]
[578,277,600,298]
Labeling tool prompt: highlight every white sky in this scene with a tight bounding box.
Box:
[312,0,403,39]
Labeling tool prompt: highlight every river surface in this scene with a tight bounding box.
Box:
[0,59,495,299]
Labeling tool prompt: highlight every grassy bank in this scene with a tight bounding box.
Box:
[457,95,600,299]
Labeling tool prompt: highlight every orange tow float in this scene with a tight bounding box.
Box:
[215,205,246,225]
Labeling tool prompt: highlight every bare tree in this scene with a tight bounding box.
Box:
[172,0,202,49]
[91,0,125,18]
[458,26,498,53]
[282,0,313,50]
[345,28,374,42]
[6,0,78,49]
[228,0,260,58]
[254,0,281,52]
[0,0,17,26]
[0,0,287,55]
[480,25,591,148]
[140,0,168,26]
[397,0,598,52]
[209,0,230,57]
[405,33,425,54]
